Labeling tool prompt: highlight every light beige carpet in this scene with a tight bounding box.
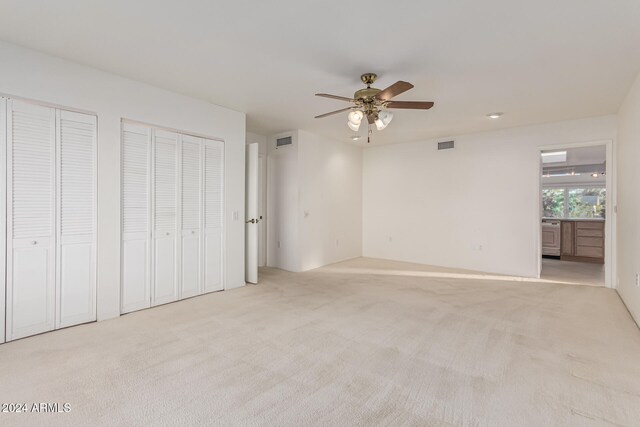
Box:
[1,257,639,426]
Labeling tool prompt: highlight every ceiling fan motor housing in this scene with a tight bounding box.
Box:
[354,87,381,101]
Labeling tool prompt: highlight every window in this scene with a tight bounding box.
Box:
[542,187,606,219]
[568,188,606,219]
[542,189,564,218]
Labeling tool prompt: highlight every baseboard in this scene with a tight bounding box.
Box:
[225,281,246,290]
[97,310,121,322]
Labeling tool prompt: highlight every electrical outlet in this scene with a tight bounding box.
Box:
[277,240,281,249]
[388,236,393,242]
[335,239,339,247]
[636,273,640,287]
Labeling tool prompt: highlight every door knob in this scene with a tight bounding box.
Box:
[31,240,37,245]
[166,232,170,236]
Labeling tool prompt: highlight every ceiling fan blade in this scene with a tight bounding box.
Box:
[367,114,376,125]
[315,106,357,119]
[315,93,355,102]
[386,101,434,110]
[375,81,414,101]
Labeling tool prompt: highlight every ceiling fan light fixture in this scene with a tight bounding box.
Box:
[315,74,434,137]
[375,111,393,131]
[348,110,364,124]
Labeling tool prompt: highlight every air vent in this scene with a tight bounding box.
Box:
[438,140,454,150]
[276,136,292,148]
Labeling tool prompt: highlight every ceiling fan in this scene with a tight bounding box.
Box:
[315,73,434,142]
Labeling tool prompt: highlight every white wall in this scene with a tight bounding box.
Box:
[616,72,640,325]
[298,130,362,271]
[0,41,246,321]
[267,131,301,271]
[363,115,617,278]
[267,130,362,272]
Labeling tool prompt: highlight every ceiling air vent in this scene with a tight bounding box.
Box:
[276,136,292,148]
[438,140,454,150]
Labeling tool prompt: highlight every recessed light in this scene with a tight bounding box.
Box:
[487,112,503,119]
[591,173,599,178]
[351,135,361,141]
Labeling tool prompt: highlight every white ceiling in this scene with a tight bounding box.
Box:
[1,0,639,145]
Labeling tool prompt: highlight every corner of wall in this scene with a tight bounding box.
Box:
[614,71,640,326]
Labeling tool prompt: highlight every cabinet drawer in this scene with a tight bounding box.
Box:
[576,236,603,247]
[575,221,604,230]
[576,228,603,237]
[576,245,604,258]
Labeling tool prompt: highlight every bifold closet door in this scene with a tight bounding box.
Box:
[180,135,203,298]
[121,123,151,313]
[0,98,6,343]
[6,100,56,340]
[152,130,179,306]
[203,139,224,293]
[57,110,97,328]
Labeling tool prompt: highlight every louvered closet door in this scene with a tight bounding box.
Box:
[203,139,224,293]
[152,130,179,305]
[121,123,151,313]
[6,100,56,340]
[0,98,7,344]
[57,110,97,328]
[180,135,203,298]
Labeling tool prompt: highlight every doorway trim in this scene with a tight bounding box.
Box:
[536,139,615,288]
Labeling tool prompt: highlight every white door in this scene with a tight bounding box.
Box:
[152,130,179,305]
[121,123,151,313]
[57,110,97,328]
[203,139,224,293]
[245,143,259,284]
[258,154,267,267]
[0,98,6,343]
[6,100,57,340]
[180,135,203,298]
